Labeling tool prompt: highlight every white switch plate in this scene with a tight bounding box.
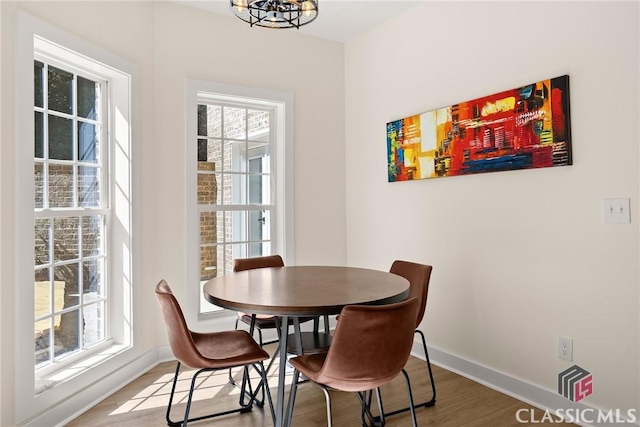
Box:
[602,198,631,223]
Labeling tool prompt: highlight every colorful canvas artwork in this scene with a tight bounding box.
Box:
[387,75,572,182]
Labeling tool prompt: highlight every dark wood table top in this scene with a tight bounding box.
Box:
[202,265,410,316]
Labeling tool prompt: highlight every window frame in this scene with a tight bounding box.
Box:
[14,12,139,424]
[33,53,112,374]
[185,79,295,327]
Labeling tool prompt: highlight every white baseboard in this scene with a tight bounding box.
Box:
[411,342,639,427]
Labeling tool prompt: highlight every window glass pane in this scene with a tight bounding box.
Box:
[216,245,227,277]
[78,166,100,207]
[227,174,247,204]
[35,218,51,265]
[198,105,222,162]
[248,242,261,257]
[249,241,271,258]
[200,244,218,280]
[226,140,247,173]
[77,76,99,120]
[223,107,246,139]
[54,263,79,308]
[202,139,222,169]
[35,111,44,158]
[34,60,44,108]
[197,168,218,205]
[248,109,269,137]
[198,104,221,138]
[197,137,207,163]
[83,301,104,347]
[48,164,74,208]
[78,122,98,162]
[200,211,218,280]
[200,211,217,245]
[35,315,51,366]
[55,310,80,357]
[249,172,270,204]
[227,210,248,243]
[48,115,73,160]
[250,142,271,173]
[214,173,229,205]
[35,273,51,318]
[48,66,73,114]
[82,216,103,257]
[83,259,102,295]
[54,217,79,261]
[215,210,225,244]
[221,243,248,274]
[250,209,270,242]
[34,163,44,208]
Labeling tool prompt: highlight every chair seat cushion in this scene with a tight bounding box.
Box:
[187,329,269,369]
[290,345,402,392]
[288,353,327,382]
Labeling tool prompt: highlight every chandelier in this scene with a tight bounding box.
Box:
[230,0,319,29]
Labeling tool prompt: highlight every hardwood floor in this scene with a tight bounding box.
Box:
[66,345,573,426]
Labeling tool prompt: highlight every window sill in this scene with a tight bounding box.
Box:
[35,343,131,395]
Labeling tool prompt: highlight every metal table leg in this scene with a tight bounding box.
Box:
[275,315,290,427]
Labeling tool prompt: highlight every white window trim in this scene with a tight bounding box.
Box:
[15,12,140,424]
[185,79,295,328]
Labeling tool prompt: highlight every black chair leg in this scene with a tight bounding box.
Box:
[416,329,437,406]
[165,362,183,427]
[374,329,436,422]
[165,361,260,427]
[239,366,253,407]
[356,390,384,427]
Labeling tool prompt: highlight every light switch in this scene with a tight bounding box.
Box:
[602,198,631,223]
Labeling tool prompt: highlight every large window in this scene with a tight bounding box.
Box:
[186,81,294,319]
[196,102,274,299]
[33,57,108,368]
[14,25,135,423]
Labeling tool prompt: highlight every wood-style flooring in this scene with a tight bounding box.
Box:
[66,344,574,426]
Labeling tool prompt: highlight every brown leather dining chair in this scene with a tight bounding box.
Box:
[285,297,419,427]
[155,280,274,427]
[377,260,436,420]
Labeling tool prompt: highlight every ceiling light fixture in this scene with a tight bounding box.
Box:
[230,0,319,29]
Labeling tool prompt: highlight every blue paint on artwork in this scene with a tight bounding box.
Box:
[462,153,533,173]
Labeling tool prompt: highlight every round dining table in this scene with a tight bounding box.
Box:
[202,265,410,427]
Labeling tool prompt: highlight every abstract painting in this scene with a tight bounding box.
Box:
[387,75,572,182]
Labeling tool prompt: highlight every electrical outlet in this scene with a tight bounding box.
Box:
[559,337,573,361]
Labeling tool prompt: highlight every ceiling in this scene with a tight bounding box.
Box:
[173,0,421,43]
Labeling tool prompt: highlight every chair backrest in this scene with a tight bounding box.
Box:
[233,254,285,272]
[313,297,418,392]
[390,260,432,328]
[155,280,206,369]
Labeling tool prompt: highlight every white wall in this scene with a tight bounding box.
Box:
[0,2,345,425]
[345,0,639,415]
